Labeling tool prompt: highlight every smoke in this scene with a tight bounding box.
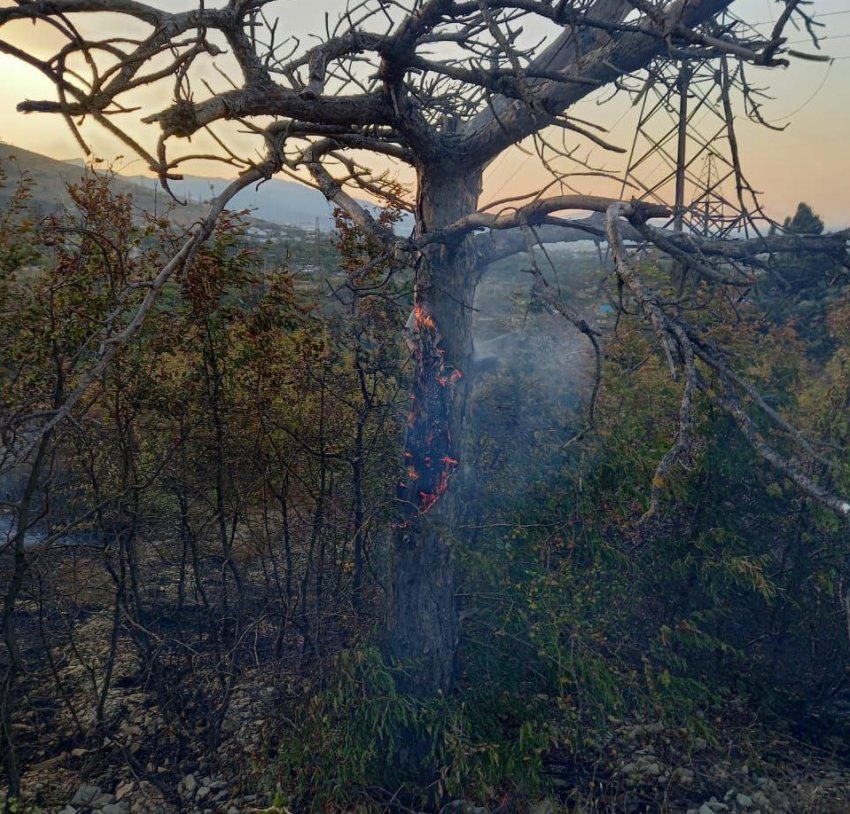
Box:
[465,256,598,525]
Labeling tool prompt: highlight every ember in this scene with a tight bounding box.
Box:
[396,301,463,522]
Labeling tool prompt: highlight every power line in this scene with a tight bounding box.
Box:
[750,9,850,26]
[786,32,850,45]
[760,59,835,123]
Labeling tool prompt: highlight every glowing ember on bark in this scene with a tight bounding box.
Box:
[396,302,462,523]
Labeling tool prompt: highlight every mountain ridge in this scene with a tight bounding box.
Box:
[0,143,350,228]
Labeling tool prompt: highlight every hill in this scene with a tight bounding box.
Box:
[0,143,210,225]
[4,142,357,228]
[123,172,342,229]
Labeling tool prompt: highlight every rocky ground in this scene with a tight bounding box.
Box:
[546,716,850,814]
[3,614,849,813]
[7,704,850,814]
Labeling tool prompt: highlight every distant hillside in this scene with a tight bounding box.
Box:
[124,173,342,229]
[1,142,365,229]
[0,143,209,225]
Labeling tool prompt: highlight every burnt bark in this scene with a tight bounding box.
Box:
[384,161,481,696]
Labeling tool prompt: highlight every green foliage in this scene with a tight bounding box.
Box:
[783,202,824,235]
[272,647,554,812]
[451,251,850,764]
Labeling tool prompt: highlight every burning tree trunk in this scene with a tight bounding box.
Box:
[383,163,481,695]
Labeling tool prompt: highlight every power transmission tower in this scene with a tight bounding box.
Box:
[690,151,736,238]
[620,15,770,238]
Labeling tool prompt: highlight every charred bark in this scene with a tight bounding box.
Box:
[383,161,481,696]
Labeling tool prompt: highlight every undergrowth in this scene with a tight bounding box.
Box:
[269,647,554,812]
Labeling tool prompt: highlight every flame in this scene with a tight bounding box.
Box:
[397,304,464,521]
[436,369,462,388]
[419,466,454,513]
[414,302,436,331]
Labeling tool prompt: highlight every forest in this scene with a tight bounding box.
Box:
[1,0,850,813]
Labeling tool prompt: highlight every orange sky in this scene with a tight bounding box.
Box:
[1,0,848,226]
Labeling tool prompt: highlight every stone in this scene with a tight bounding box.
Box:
[736,793,753,807]
[94,793,117,806]
[529,800,554,814]
[115,782,135,801]
[71,783,102,807]
[196,786,211,800]
[102,804,131,814]
[674,767,696,784]
[698,805,715,814]
[183,774,197,793]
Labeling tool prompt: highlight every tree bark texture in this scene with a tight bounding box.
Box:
[383,161,482,695]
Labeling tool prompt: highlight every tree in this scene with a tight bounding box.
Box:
[784,202,824,236]
[1,0,848,700]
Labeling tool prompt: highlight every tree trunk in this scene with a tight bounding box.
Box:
[383,160,482,696]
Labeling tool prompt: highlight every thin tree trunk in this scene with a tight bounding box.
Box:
[2,434,49,809]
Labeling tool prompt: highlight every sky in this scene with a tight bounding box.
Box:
[0,0,848,226]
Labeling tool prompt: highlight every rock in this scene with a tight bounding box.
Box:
[196,786,211,800]
[644,762,662,776]
[674,767,696,784]
[530,800,554,814]
[59,807,78,814]
[183,774,197,793]
[115,782,135,801]
[736,793,753,807]
[71,783,102,807]
[698,805,715,814]
[102,803,131,814]
[94,792,117,806]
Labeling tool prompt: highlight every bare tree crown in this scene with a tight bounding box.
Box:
[0,0,819,219]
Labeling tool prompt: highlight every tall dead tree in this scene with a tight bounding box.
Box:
[1,0,848,698]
